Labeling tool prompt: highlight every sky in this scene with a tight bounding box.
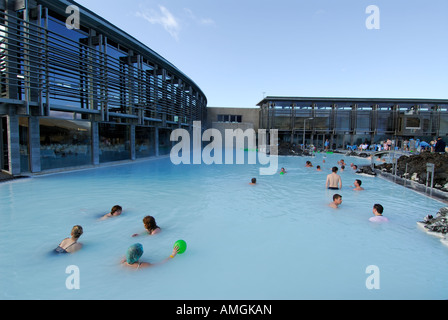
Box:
[74,0,448,108]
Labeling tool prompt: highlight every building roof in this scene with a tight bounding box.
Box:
[257,96,448,107]
[38,0,206,101]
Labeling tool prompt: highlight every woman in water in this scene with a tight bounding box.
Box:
[121,243,179,270]
[55,225,83,254]
[100,205,122,220]
[132,216,161,237]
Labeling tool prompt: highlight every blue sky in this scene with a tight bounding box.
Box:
[75,0,448,107]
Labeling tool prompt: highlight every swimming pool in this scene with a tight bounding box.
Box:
[0,152,447,300]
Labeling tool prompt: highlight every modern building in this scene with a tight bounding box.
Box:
[1,0,207,175]
[257,96,448,149]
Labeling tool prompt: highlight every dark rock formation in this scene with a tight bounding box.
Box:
[355,165,377,176]
[374,152,448,192]
[418,207,448,235]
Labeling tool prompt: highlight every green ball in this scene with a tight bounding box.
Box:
[174,240,187,254]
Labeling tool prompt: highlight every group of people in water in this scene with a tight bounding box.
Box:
[250,157,389,223]
[55,207,180,270]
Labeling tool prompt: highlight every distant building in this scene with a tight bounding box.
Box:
[257,96,448,149]
[1,0,207,175]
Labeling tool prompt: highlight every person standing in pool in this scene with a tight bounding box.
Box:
[55,225,83,254]
[121,243,179,270]
[329,194,342,209]
[100,205,122,220]
[326,167,342,190]
[132,216,161,237]
[369,204,389,222]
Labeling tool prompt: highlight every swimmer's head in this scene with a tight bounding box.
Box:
[251,178,257,184]
[373,204,384,214]
[332,166,338,172]
[143,216,157,231]
[71,225,83,239]
[111,205,122,216]
[333,194,342,202]
[355,179,362,186]
[126,243,144,265]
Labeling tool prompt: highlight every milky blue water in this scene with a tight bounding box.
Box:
[0,152,447,300]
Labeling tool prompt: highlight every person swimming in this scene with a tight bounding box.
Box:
[100,205,122,220]
[132,216,161,237]
[353,179,364,191]
[250,178,257,185]
[121,243,179,270]
[55,225,83,254]
[329,194,342,209]
[369,204,389,222]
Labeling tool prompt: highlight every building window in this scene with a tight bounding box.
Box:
[218,115,242,123]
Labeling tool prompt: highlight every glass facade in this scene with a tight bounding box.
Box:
[40,119,92,170]
[135,126,156,159]
[258,98,448,149]
[99,123,130,163]
[0,0,207,175]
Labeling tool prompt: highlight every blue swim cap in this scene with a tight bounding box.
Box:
[126,243,144,264]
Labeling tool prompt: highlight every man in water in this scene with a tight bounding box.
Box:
[329,194,342,209]
[369,204,389,222]
[326,166,342,190]
[353,179,364,191]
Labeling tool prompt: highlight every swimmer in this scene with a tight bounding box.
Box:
[55,225,83,254]
[369,204,389,222]
[100,205,122,220]
[340,165,345,172]
[250,178,257,185]
[121,243,179,270]
[280,168,287,174]
[329,194,342,209]
[353,179,364,191]
[305,161,313,167]
[316,165,322,171]
[132,216,161,237]
[326,167,342,190]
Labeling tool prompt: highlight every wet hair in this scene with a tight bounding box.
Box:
[355,179,362,186]
[333,194,342,201]
[251,178,257,184]
[143,216,159,233]
[110,205,122,215]
[332,166,338,172]
[126,243,143,265]
[373,204,384,214]
[71,225,83,239]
